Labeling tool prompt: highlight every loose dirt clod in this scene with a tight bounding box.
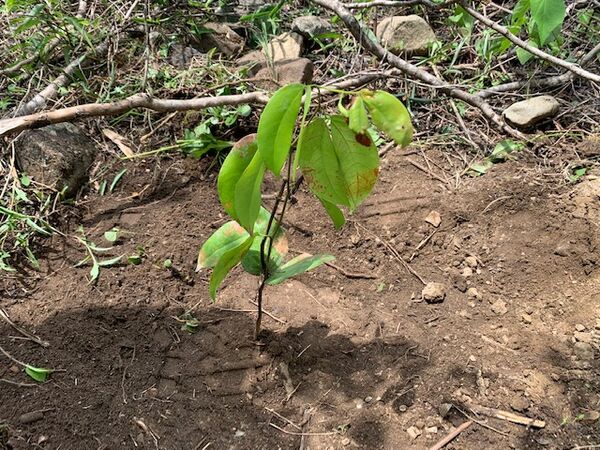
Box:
[422,282,446,303]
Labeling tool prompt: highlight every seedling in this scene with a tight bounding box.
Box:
[197,83,413,338]
[75,226,123,283]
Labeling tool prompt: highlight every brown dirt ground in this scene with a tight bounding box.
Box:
[1,145,600,450]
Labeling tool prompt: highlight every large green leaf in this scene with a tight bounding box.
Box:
[257,83,304,175]
[299,116,380,212]
[218,134,258,218]
[234,152,266,233]
[209,236,253,300]
[361,90,413,147]
[530,0,565,45]
[267,253,335,285]
[297,118,348,206]
[330,115,380,210]
[196,221,248,271]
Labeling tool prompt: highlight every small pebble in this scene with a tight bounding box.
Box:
[425,210,441,228]
[364,396,373,403]
[491,299,508,315]
[406,426,422,440]
[464,256,478,268]
[466,287,482,301]
[462,267,473,277]
[575,324,586,332]
[521,313,532,324]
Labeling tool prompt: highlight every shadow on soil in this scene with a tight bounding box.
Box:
[0,305,427,449]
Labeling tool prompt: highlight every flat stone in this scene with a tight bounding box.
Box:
[376,15,437,56]
[15,123,97,196]
[491,299,508,315]
[574,331,593,343]
[425,210,441,227]
[575,324,586,332]
[252,58,314,90]
[406,426,422,440]
[422,282,446,303]
[292,15,331,39]
[521,313,532,324]
[169,44,203,68]
[574,341,594,360]
[191,22,244,56]
[503,95,559,129]
[266,32,303,61]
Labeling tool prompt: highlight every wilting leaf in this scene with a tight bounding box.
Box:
[217,134,258,219]
[104,227,119,243]
[209,236,253,299]
[257,83,304,175]
[299,116,380,212]
[241,208,288,275]
[361,90,413,147]
[198,208,287,274]
[267,253,335,285]
[196,221,248,271]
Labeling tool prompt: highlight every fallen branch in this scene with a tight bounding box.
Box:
[0,92,270,137]
[429,421,473,450]
[468,403,546,428]
[311,0,524,138]
[14,40,111,117]
[344,0,435,8]
[477,43,600,98]
[461,2,600,84]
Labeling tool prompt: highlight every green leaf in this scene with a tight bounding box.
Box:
[257,83,304,175]
[299,116,380,212]
[20,174,31,187]
[318,196,346,229]
[128,254,143,265]
[197,221,249,271]
[218,134,258,218]
[530,0,565,45]
[98,180,107,196]
[267,253,335,285]
[241,208,288,275]
[98,255,123,267]
[348,97,370,134]
[89,262,100,283]
[209,236,253,300]
[104,228,119,243]
[489,139,523,162]
[109,168,127,193]
[24,365,53,383]
[234,152,266,233]
[516,41,538,64]
[361,90,413,147]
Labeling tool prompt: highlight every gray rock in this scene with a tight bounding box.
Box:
[376,15,437,56]
[266,32,304,61]
[292,15,332,39]
[464,256,478,268]
[169,44,203,68]
[15,123,97,196]
[503,95,559,129]
[237,50,268,73]
[252,58,314,90]
[191,22,244,56]
[422,282,446,303]
[573,341,594,360]
[510,396,529,412]
[491,299,508,315]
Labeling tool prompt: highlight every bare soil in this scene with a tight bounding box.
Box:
[1,147,600,450]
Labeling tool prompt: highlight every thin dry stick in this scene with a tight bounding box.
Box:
[406,157,450,185]
[467,403,546,428]
[247,300,287,324]
[311,0,524,138]
[354,222,427,285]
[0,308,50,347]
[325,261,377,279]
[461,2,600,84]
[428,420,473,450]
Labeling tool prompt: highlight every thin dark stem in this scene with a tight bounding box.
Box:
[255,278,267,340]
